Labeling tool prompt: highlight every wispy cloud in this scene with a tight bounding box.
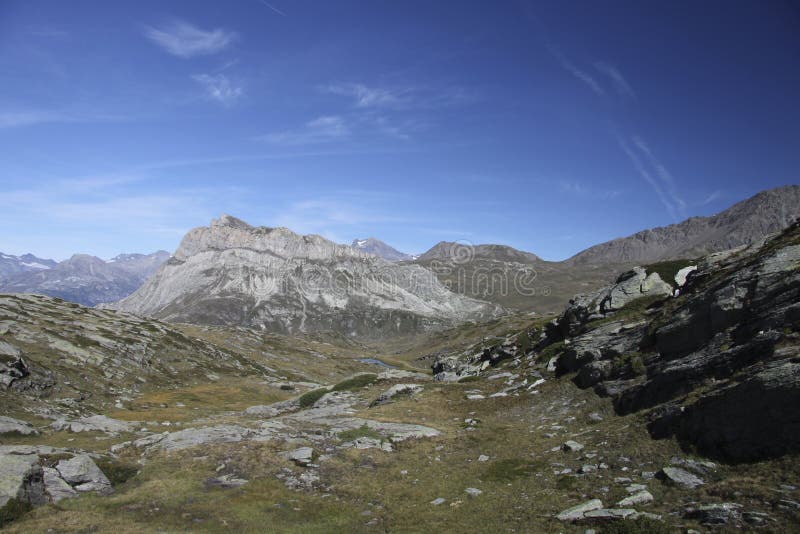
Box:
[701,189,722,206]
[326,83,405,108]
[594,62,636,98]
[145,21,237,58]
[261,115,351,145]
[559,180,621,200]
[547,46,604,96]
[619,135,686,221]
[257,0,286,16]
[270,194,412,241]
[192,73,244,105]
[0,110,124,129]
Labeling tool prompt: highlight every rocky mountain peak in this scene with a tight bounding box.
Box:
[211,213,253,230]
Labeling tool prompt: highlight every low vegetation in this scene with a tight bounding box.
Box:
[298,388,328,408]
[331,373,378,392]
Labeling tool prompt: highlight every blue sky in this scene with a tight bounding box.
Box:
[1,0,798,261]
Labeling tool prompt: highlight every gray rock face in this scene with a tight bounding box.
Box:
[108,215,500,338]
[0,251,169,306]
[0,453,45,507]
[281,447,314,466]
[351,238,412,261]
[370,384,423,406]
[544,221,800,461]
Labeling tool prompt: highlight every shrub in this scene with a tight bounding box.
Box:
[337,424,382,442]
[298,388,328,408]
[537,341,565,363]
[95,458,139,486]
[332,374,378,392]
[0,498,31,528]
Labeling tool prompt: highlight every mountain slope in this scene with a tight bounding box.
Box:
[567,185,800,265]
[0,251,169,306]
[0,252,57,282]
[351,238,412,261]
[108,215,500,337]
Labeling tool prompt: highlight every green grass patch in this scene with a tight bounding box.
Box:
[331,373,378,392]
[537,340,565,363]
[298,388,328,408]
[458,375,481,383]
[483,459,542,482]
[337,424,383,442]
[95,458,140,486]
[0,498,32,529]
[600,517,673,534]
[644,258,694,285]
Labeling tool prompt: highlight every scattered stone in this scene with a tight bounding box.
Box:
[478,454,489,462]
[588,412,604,422]
[616,490,653,507]
[370,384,423,406]
[556,499,603,521]
[584,508,637,520]
[430,497,446,506]
[579,465,597,474]
[625,484,647,493]
[778,499,800,510]
[51,415,135,434]
[464,487,482,497]
[282,447,314,467]
[562,440,584,452]
[204,474,248,489]
[466,394,485,400]
[658,467,704,489]
[684,503,742,525]
[0,416,38,436]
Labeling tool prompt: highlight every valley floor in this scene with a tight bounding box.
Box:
[3,330,799,533]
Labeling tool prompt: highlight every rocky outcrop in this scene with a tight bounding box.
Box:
[545,221,800,461]
[108,215,500,338]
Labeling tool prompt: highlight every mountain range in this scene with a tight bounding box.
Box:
[107,215,499,337]
[0,251,169,306]
[0,252,57,281]
[351,237,414,261]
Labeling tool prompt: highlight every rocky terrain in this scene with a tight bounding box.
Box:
[1,193,799,532]
[352,238,413,261]
[108,215,500,338]
[0,251,169,306]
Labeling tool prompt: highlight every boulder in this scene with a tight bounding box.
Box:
[55,454,112,494]
[658,467,704,489]
[42,467,77,503]
[370,384,423,406]
[0,416,39,436]
[684,503,742,525]
[616,490,653,507]
[0,453,46,507]
[281,447,314,466]
[556,499,603,521]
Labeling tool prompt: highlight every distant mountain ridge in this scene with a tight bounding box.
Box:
[566,185,800,265]
[0,250,169,306]
[0,252,57,282]
[108,215,499,338]
[351,237,413,261]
